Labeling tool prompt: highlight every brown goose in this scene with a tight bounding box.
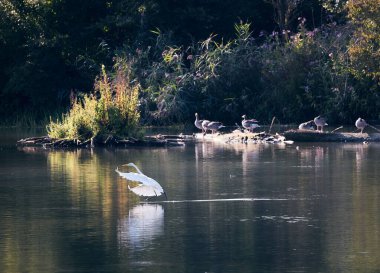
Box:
[203,121,224,134]
[241,115,260,132]
[201,120,210,133]
[194,113,209,133]
[355,118,367,134]
[298,121,315,130]
[314,116,328,132]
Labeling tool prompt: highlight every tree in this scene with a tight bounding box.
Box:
[266,0,302,32]
[347,0,380,81]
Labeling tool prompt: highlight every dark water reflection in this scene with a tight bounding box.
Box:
[1,130,380,272]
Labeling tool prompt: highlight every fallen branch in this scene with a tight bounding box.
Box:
[17,134,189,148]
[331,126,343,133]
[368,124,380,133]
[283,129,380,142]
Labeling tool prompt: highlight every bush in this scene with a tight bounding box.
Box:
[134,21,380,125]
[96,21,380,127]
[47,63,140,141]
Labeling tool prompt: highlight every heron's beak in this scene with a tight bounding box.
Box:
[164,192,168,200]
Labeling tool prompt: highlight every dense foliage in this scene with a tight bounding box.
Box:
[128,21,380,125]
[1,0,380,127]
[47,64,140,140]
[347,0,380,80]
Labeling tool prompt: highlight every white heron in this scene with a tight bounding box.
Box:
[241,115,260,132]
[355,117,367,134]
[314,115,328,132]
[115,163,167,199]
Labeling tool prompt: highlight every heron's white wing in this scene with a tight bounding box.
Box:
[116,168,165,197]
[116,169,146,183]
[129,184,163,197]
[143,177,164,191]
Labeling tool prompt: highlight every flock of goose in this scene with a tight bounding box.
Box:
[298,116,328,131]
[196,113,370,134]
[194,113,260,134]
[299,116,369,134]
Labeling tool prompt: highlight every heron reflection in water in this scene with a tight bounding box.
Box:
[118,204,164,249]
[115,163,167,200]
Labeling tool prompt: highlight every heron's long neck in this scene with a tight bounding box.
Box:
[131,164,143,174]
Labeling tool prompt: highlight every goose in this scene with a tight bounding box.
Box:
[194,113,209,133]
[355,118,367,134]
[314,116,328,132]
[115,163,167,199]
[201,120,210,133]
[203,121,224,134]
[241,115,260,132]
[298,121,315,130]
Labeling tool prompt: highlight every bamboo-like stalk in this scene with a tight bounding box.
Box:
[268,116,276,134]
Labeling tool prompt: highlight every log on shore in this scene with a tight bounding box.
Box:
[283,129,380,142]
[17,134,190,148]
[194,131,294,144]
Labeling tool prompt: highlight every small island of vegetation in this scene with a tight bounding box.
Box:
[48,64,139,140]
[45,63,143,146]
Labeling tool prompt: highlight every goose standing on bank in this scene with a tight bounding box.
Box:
[298,121,315,130]
[242,115,260,132]
[194,113,209,133]
[314,116,328,132]
[201,120,210,133]
[355,118,367,134]
[203,121,224,134]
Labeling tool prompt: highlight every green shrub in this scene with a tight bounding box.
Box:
[47,63,140,141]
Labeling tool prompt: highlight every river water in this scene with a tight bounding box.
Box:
[1,129,380,273]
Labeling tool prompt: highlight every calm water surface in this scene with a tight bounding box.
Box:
[1,129,380,273]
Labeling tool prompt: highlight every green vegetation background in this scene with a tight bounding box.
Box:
[1,0,380,129]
